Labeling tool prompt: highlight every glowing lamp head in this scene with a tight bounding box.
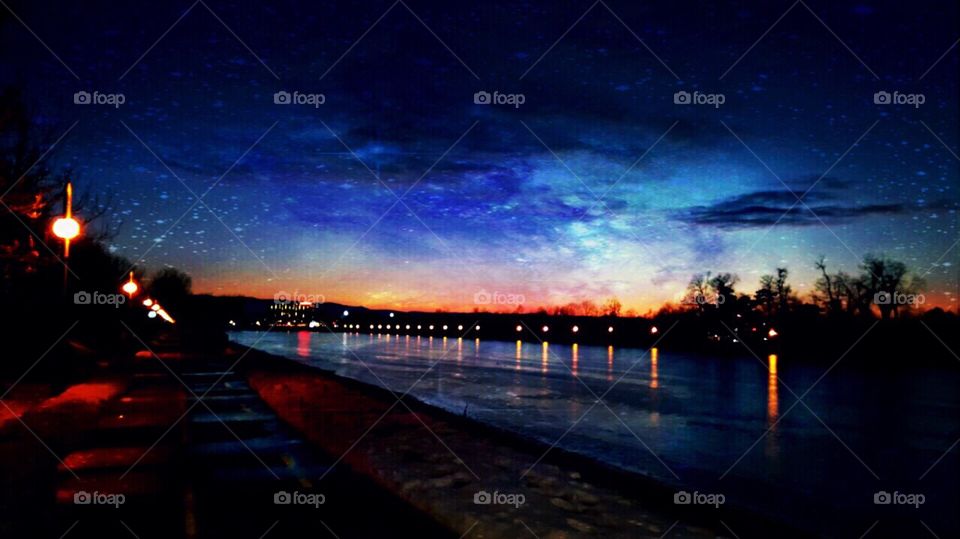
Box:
[608,326,614,333]
[143,298,154,307]
[542,325,549,332]
[572,325,579,333]
[122,280,139,296]
[650,326,659,334]
[457,325,463,331]
[516,325,522,332]
[442,325,448,330]
[768,328,778,338]
[52,217,80,240]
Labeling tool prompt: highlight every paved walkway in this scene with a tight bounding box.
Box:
[1,342,453,538]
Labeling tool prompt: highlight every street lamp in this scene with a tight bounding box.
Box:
[52,182,81,256]
[52,181,81,294]
[121,271,139,297]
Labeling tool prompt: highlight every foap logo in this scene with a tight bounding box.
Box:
[274,490,326,508]
[473,490,525,508]
[474,289,525,306]
[874,490,925,508]
[73,490,126,508]
[473,90,526,108]
[678,292,726,306]
[74,291,126,308]
[874,291,925,306]
[274,291,325,305]
[73,90,126,108]
[873,90,925,108]
[673,490,725,508]
[273,90,326,108]
[673,90,725,108]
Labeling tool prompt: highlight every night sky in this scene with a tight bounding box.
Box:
[2,0,957,311]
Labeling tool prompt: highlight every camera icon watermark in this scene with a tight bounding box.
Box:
[473,289,525,306]
[473,490,525,508]
[873,490,925,508]
[678,292,726,306]
[74,290,126,308]
[73,90,126,108]
[873,90,924,108]
[673,490,725,508]
[873,291,924,306]
[273,290,325,305]
[473,90,525,108]
[673,91,725,108]
[273,90,326,108]
[274,490,325,508]
[73,490,125,508]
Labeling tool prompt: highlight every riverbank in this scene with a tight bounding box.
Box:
[236,342,807,538]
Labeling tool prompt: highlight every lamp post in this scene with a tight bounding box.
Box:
[122,271,139,298]
[51,181,81,293]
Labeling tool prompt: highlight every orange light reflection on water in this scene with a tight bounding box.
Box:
[767,354,779,425]
[571,343,579,377]
[607,345,614,381]
[650,347,659,389]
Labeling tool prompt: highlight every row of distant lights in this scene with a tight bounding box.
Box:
[345,323,477,331]
[342,321,657,335]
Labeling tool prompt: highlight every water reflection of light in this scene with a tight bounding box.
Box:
[607,345,614,381]
[571,343,579,377]
[474,338,480,357]
[541,342,549,373]
[767,354,779,425]
[515,340,522,370]
[457,337,463,363]
[650,347,659,389]
[297,331,311,358]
